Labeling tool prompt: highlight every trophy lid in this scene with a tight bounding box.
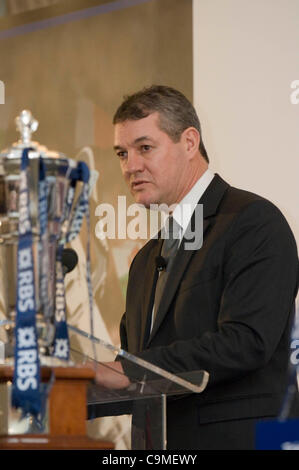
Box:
[16,109,38,146]
[0,109,68,161]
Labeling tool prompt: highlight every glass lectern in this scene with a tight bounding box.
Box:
[68,325,209,450]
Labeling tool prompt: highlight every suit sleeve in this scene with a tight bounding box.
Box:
[119,311,128,351]
[117,252,138,357]
[131,200,298,387]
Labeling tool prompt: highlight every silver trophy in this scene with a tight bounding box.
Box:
[0,111,95,436]
[0,110,78,361]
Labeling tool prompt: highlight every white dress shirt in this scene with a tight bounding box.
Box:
[150,168,215,332]
[167,168,215,243]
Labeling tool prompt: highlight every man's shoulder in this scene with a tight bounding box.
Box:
[223,183,271,210]
[202,173,283,221]
[220,182,287,222]
[220,183,297,250]
[206,175,297,249]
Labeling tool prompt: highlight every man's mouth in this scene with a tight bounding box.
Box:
[131,180,149,189]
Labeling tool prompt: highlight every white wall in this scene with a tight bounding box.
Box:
[193,0,299,248]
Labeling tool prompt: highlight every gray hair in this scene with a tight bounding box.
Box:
[113,85,209,163]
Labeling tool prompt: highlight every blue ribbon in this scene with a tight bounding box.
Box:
[66,162,90,242]
[12,148,41,416]
[52,166,77,360]
[67,162,96,359]
[38,157,50,318]
[53,161,90,360]
[53,244,70,359]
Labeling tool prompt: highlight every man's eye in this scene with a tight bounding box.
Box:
[141,145,151,152]
[117,151,127,159]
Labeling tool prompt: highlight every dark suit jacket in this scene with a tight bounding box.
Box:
[120,174,299,449]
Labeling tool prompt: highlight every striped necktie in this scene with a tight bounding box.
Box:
[152,216,180,325]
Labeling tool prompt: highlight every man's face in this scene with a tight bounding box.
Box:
[114,112,190,208]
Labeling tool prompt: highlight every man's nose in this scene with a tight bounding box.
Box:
[125,150,144,174]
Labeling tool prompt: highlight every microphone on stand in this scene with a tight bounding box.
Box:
[155,255,167,272]
[62,248,78,275]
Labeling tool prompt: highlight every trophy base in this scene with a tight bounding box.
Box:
[0,363,114,449]
[0,363,94,438]
[0,360,74,436]
[0,381,47,435]
[0,333,78,436]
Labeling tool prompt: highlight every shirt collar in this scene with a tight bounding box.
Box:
[171,168,215,238]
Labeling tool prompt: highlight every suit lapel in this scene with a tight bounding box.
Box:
[145,174,229,347]
[139,236,163,350]
[146,219,211,345]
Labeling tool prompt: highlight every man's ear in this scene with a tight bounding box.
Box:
[181,127,200,158]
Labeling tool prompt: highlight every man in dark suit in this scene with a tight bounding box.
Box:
[94,85,298,449]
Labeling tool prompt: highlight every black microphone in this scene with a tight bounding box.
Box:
[62,248,78,275]
[155,255,167,272]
